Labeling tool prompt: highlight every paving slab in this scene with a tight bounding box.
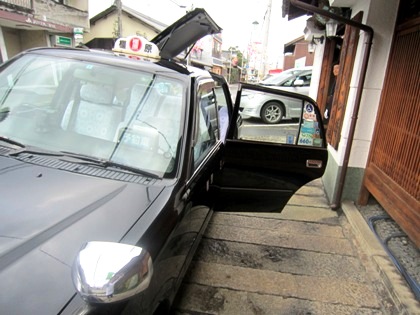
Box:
[279,205,340,224]
[181,262,381,309]
[204,221,354,255]
[176,283,385,315]
[210,212,343,238]
[195,238,369,282]
[286,193,331,208]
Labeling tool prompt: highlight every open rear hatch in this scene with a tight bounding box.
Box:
[151,8,222,60]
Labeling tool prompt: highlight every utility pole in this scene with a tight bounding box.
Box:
[261,0,272,79]
[228,47,233,84]
[116,0,123,38]
[247,21,259,83]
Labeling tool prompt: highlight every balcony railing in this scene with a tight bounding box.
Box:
[0,0,33,12]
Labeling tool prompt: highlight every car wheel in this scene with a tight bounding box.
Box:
[261,102,284,124]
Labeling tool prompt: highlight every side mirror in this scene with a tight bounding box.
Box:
[72,241,153,304]
[293,79,304,87]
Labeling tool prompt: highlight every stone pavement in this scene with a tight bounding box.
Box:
[172,179,420,314]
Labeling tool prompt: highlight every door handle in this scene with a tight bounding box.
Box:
[182,188,191,201]
[306,159,323,168]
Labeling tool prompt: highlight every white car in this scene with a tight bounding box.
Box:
[240,68,313,124]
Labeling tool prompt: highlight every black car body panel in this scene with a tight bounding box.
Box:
[0,8,327,315]
[0,155,164,314]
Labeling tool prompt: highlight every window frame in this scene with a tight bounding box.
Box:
[192,80,219,169]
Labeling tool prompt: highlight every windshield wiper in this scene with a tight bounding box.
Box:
[0,136,25,148]
[60,151,160,179]
[102,160,160,179]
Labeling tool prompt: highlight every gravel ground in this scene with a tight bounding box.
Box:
[356,200,420,300]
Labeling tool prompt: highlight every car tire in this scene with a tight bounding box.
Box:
[261,101,284,124]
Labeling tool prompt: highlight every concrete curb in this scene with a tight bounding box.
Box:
[341,200,420,315]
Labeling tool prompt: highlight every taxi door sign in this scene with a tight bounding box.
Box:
[298,103,323,147]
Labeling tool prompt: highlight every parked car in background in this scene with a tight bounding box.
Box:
[0,9,327,315]
[240,67,313,124]
[259,66,312,87]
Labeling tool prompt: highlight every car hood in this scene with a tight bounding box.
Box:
[151,8,222,60]
[0,155,164,314]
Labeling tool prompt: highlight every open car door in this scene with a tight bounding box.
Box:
[214,82,328,212]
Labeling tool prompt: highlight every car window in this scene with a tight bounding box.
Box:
[237,86,324,147]
[0,53,186,178]
[260,73,289,85]
[213,84,231,142]
[281,76,296,87]
[295,73,312,87]
[193,81,218,167]
[260,68,312,86]
[259,69,297,85]
[112,77,185,177]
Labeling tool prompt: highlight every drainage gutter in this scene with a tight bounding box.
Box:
[289,0,374,210]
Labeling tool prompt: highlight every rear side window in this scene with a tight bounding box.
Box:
[193,81,218,167]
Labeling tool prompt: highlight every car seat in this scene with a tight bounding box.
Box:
[62,82,122,141]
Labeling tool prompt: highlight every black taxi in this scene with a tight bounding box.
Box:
[0,8,327,315]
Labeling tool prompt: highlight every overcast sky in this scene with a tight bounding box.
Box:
[88,0,307,67]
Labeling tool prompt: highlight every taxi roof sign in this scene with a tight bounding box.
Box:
[113,36,160,61]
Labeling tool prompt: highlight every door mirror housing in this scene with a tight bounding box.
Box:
[72,242,153,304]
[293,79,304,86]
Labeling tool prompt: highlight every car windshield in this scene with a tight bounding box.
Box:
[260,68,310,86]
[0,53,185,178]
[260,71,294,85]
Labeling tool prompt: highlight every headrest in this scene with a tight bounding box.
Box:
[80,83,113,105]
[129,84,147,105]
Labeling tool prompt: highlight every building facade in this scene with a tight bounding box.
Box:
[189,33,224,74]
[84,4,167,50]
[283,35,314,69]
[0,0,89,61]
[286,0,419,246]
[85,4,224,75]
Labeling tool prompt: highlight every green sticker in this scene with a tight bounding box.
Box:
[106,272,115,280]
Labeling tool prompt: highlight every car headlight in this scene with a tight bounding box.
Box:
[72,241,153,304]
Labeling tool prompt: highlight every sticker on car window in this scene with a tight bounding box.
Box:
[298,103,323,147]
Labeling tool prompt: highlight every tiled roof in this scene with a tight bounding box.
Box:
[90,4,167,33]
